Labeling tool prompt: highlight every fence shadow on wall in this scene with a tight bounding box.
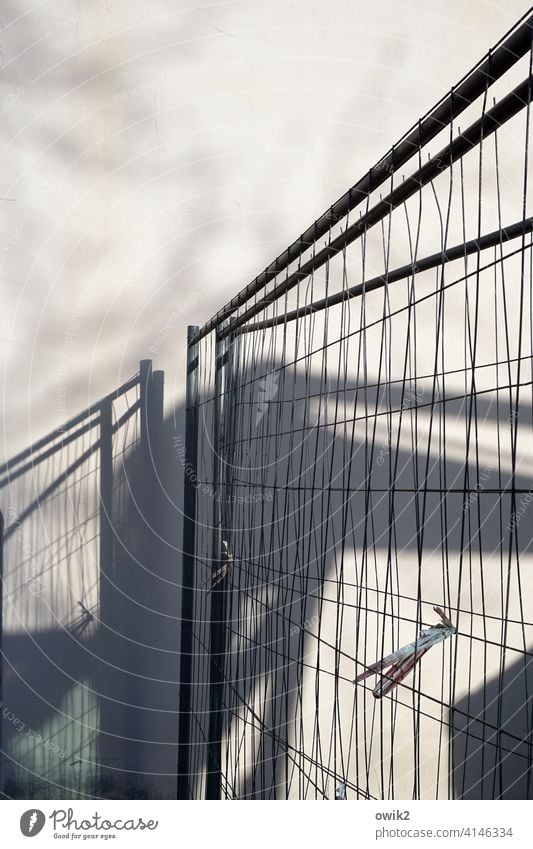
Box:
[182,355,533,800]
[1,358,532,800]
[0,361,182,800]
[451,653,533,799]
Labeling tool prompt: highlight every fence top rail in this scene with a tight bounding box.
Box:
[237,219,533,335]
[189,9,533,347]
[0,371,141,478]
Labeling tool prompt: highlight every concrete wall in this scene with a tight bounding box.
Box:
[1,0,531,799]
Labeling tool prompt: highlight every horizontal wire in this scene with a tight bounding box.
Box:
[193,552,533,628]
[195,240,532,405]
[222,379,533,447]
[195,479,533,494]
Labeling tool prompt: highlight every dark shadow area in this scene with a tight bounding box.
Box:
[1,351,532,800]
[0,363,183,799]
[451,654,533,799]
[184,353,533,799]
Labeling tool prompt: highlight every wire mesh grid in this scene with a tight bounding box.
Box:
[1,375,142,799]
[181,14,533,800]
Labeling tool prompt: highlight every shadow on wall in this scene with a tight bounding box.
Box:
[1,357,532,799]
[0,363,184,800]
[451,654,533,800]
[184,358,533,800]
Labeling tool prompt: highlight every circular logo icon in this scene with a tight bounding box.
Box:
[20,810,46,837]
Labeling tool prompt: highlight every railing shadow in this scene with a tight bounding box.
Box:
[2,352,532,800]
[0,362,182,799]
[187,359,533,799]
[450,653,533,799]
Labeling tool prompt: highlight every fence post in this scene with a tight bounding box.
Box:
[177,328,200,799]
[151,371,165,464]
[139,359,153,503]
[205,324,240,800]
[99,398,114,631]
[140,361,164,551]
[223,331,240,510]
[205,328,228,800]
[150,369,165,546]
[0,510,3,793]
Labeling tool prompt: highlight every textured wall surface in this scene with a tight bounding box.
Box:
[1,0,529,450]
[0,0,531,799]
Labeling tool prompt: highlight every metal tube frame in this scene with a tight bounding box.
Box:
[191,11,533,345]
[177,328,200,799]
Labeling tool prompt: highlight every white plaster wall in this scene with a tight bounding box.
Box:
[1,0,529,455]
[1,0,531,799]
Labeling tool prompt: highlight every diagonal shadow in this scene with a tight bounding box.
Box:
[1,354,532,799]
